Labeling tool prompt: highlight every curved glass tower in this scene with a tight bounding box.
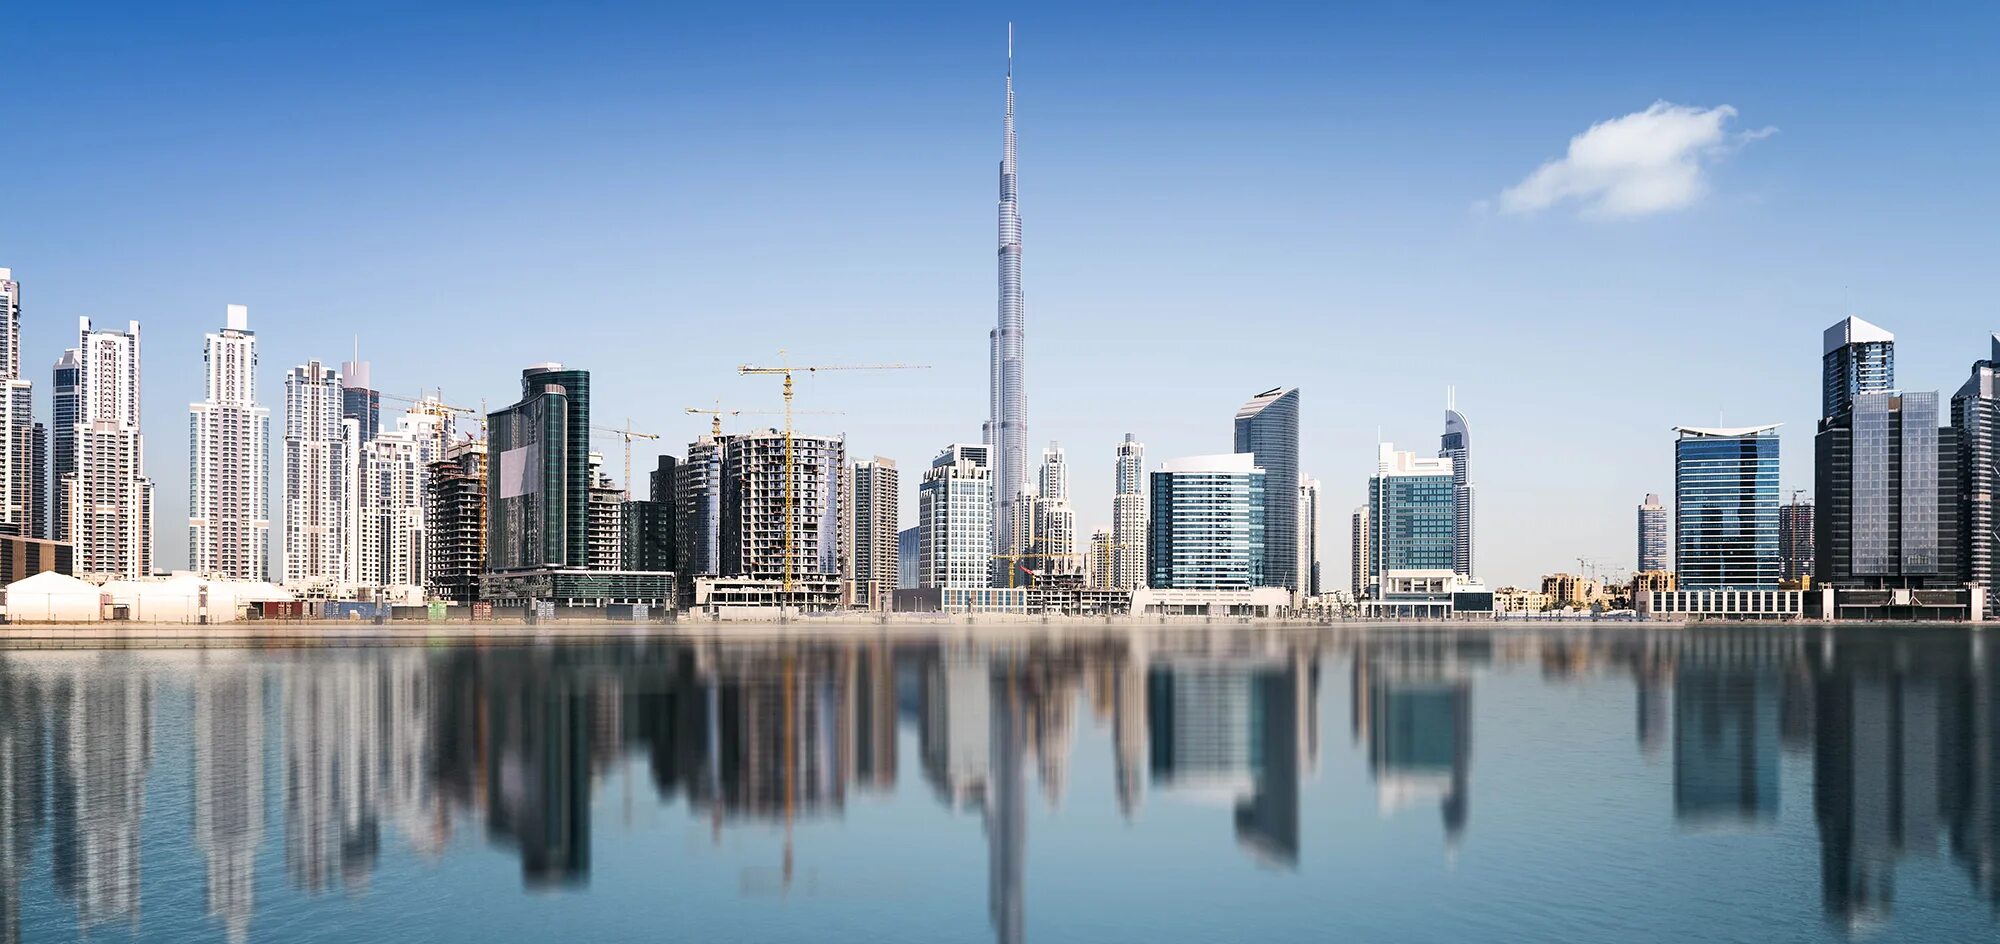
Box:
[985,25,1028,572]
[1440,403,1474,580]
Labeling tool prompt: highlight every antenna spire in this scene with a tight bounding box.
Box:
[1007,22,1013,76]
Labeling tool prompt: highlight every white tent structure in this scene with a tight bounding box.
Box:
[99,573,293,623]
[5,571,105,623]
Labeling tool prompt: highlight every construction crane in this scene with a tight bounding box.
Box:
[737,354,929,596]
[379,390,486,450]
[589,420,661,500]
[684,406,845,437]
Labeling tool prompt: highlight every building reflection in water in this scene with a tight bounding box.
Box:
[10,628,2000,941]
[1353,637,1474,846]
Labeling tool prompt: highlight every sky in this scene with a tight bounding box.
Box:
[4,0,1997,586]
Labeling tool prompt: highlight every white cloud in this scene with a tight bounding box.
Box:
[1496,102,1773,219]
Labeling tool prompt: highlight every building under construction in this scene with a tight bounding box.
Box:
[676,428,847,611]
[426,440,486,603]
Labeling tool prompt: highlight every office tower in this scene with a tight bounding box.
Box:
[1366,445,1455,596]
[1034,442,1076,574]
[1350,505,1370,599]
[50,349,79,542]
[1953,337,2000,615]
[1234,387,1300,591]
[677,433,727,578]
[340,359,380,443]
[188,305,271,580]
[1439,398,1474,579]
[353,404,444,590]
[0,270,33,542]
[1779,499,1815,583]
[1674,425,1780,589]
[985,30,1029,574]
[1815,318,1958,593]
[1111,433,1146,590]
[718,430,845,587]
[1822,315,1895,421]
[283,361,347,587]
[425,441,485,603]
[487,363,592,571]
[1088,528,1114,589]
[898,526,918,589]
[919,444,993,589]
[1637,493,1670,573]
[586,453,623,570]
[852,457,900,608]
[1148,453,1266,590]
[67,318,153,580]
[1298,476,1322,596]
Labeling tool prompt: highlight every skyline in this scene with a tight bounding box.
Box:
[4,3,1998,586]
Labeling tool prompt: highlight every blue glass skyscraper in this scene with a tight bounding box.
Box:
[1674,425,1781,589]
[1234,387,1299,592]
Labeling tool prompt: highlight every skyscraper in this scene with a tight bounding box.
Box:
[1033,443,1075,575]
[1779,499,1815,583]
[67,318,153,580]
[50,349,78,543]
[586,453,623,570]
[919,444,993,589]
[1439,399,1474,579]
[720,430,845,590]
[1234,387,1300,592]
[1350,505,1370,600]
[1952,336,2000,616]
[0,270,35,542]
[851,457,900,608]
[1148,453,1266,590]
[985,27,1029,576]
[1366,445,1455,597]
[1111,433,1146,590]
[487,363,591,571]
[425,440,486,603]
[1815,318,1959,595]
[283,361,347,588]
[340,359,380,444]
[1637,493,1670,573]
[1674,425,1780,589]
[677,433,727,580]
[189,305,271,581]
[353,403,444,590]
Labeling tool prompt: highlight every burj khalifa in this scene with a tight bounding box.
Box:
[986,25,1028,569]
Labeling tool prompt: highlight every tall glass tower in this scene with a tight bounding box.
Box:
[1673,425,1780,589]
[1234,387,1300,591]
[985,25,1028,575]
[1439,397,1474,580]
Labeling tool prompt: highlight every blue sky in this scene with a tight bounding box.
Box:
[4,1,1997,584]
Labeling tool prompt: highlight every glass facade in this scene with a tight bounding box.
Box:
[487,365,588,572]
[1147,457,1265,591]
[1367,464,1456,580]
[1674,428,1780,589]
[1233,388,1298,591]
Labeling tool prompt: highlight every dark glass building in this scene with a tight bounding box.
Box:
[50,349,77,542]
[487,363,592,571]
[1233,387,1299,592]
[1779,500,1815,583]
[1953,336,2000,616]
[1674,425,1781,589]
[340,359,381,442]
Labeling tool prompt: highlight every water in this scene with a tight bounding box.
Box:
[1,624,1996,943]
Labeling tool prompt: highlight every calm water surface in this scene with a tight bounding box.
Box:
[2,625,1997,943]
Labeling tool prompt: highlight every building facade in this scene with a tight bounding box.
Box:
[1148,453,1265,591]
[719,430,845,589]
[1234,387,1299,591]
[1674,425,1780,589]
[1034,442,1076,576]
[1440,401,1474,579]
[339,359,380,444]
[1637,493,1670,574]
[1111,433,1146,590]
[677,435,726,579]
[587,454,624,570]
[1779,499,1814,583]
[283,361,346,589]
[50,349,78,543]
[0,269,36,542]
[1350,505,1370,600]
[1366,445,1455,597]
[352,405,444,592]
[67,318,153,580]
[1299,476,1321,596]
[188,305,270,581]
[487,364,591,572]
[918,444,993,590]
[1954,336,2000,616]
[986,35,1030,577]
[852,457,900,608]
[425,441,485,603]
